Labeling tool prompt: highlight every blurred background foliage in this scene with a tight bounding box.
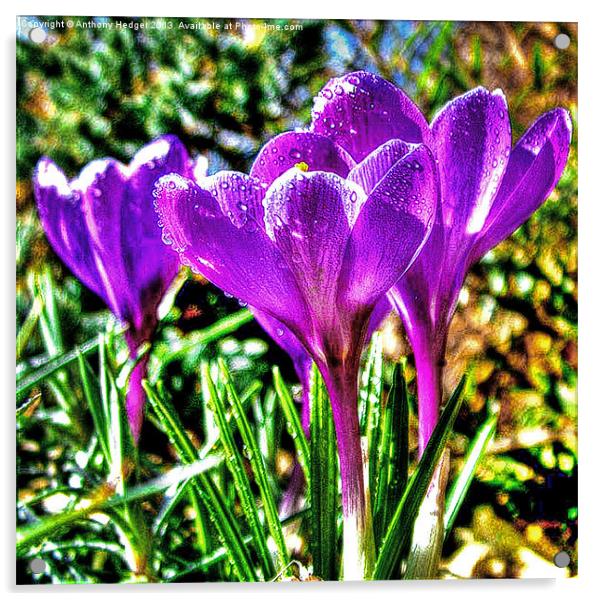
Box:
[16,18,577,582]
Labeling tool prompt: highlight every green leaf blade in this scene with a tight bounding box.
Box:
[309,364,338,581]
[203,362,275,580]
[443,412,498,538]
[372,375,466,580]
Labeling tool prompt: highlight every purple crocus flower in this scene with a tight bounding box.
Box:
[33,136,198,441]
[154,130,438,578]
[311,71,572,454]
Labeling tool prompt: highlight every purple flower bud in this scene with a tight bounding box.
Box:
[33,136,198,440]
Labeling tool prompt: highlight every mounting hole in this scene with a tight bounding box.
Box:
[554,34,570,50]
[553,551,571,568]
[29,27,48,44]
[29,558,47,574]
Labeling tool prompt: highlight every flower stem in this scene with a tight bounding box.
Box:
[279,379,311,519]
[406,325,449,578]
[321,361,375,580]
[124,332,151,443]
[411,331,445,456]
[125,357,148,443]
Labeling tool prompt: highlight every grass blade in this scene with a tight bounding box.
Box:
[76,351,111,465]
[143,381,256,581]
[16,393,41,421]
[272,366,311,486]
[155,309,253,371]
[16,295,44,361]
[403,450,450,580]
[16,457,220,555]
[308,363,338,581]
[17,335,106,397]
[372,363,409,546]
[219,358,289,572]
[99,334,134,487]
[372,375,466,580]
[361,333,384,509]
[443,412,498,538]
[203,362,275,580]
[359,332,383,434]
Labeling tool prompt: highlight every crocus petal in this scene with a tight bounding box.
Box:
[123,136,189,325]
[263,169,366,336]
[201,170,267,226]
[154,173,309,334]
[251,308,312,386]
[348,139,417,194]
[310,71,430,162]
[367,295,392,335]
[34,158,106,302]
[431,87,511,238]
[73,159,137,322]
[250,131,354,188]
[340,145,438,309]
[470,107,573,261]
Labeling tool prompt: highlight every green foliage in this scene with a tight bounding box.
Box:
[373,376,466,580]
[308,364,338,580]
